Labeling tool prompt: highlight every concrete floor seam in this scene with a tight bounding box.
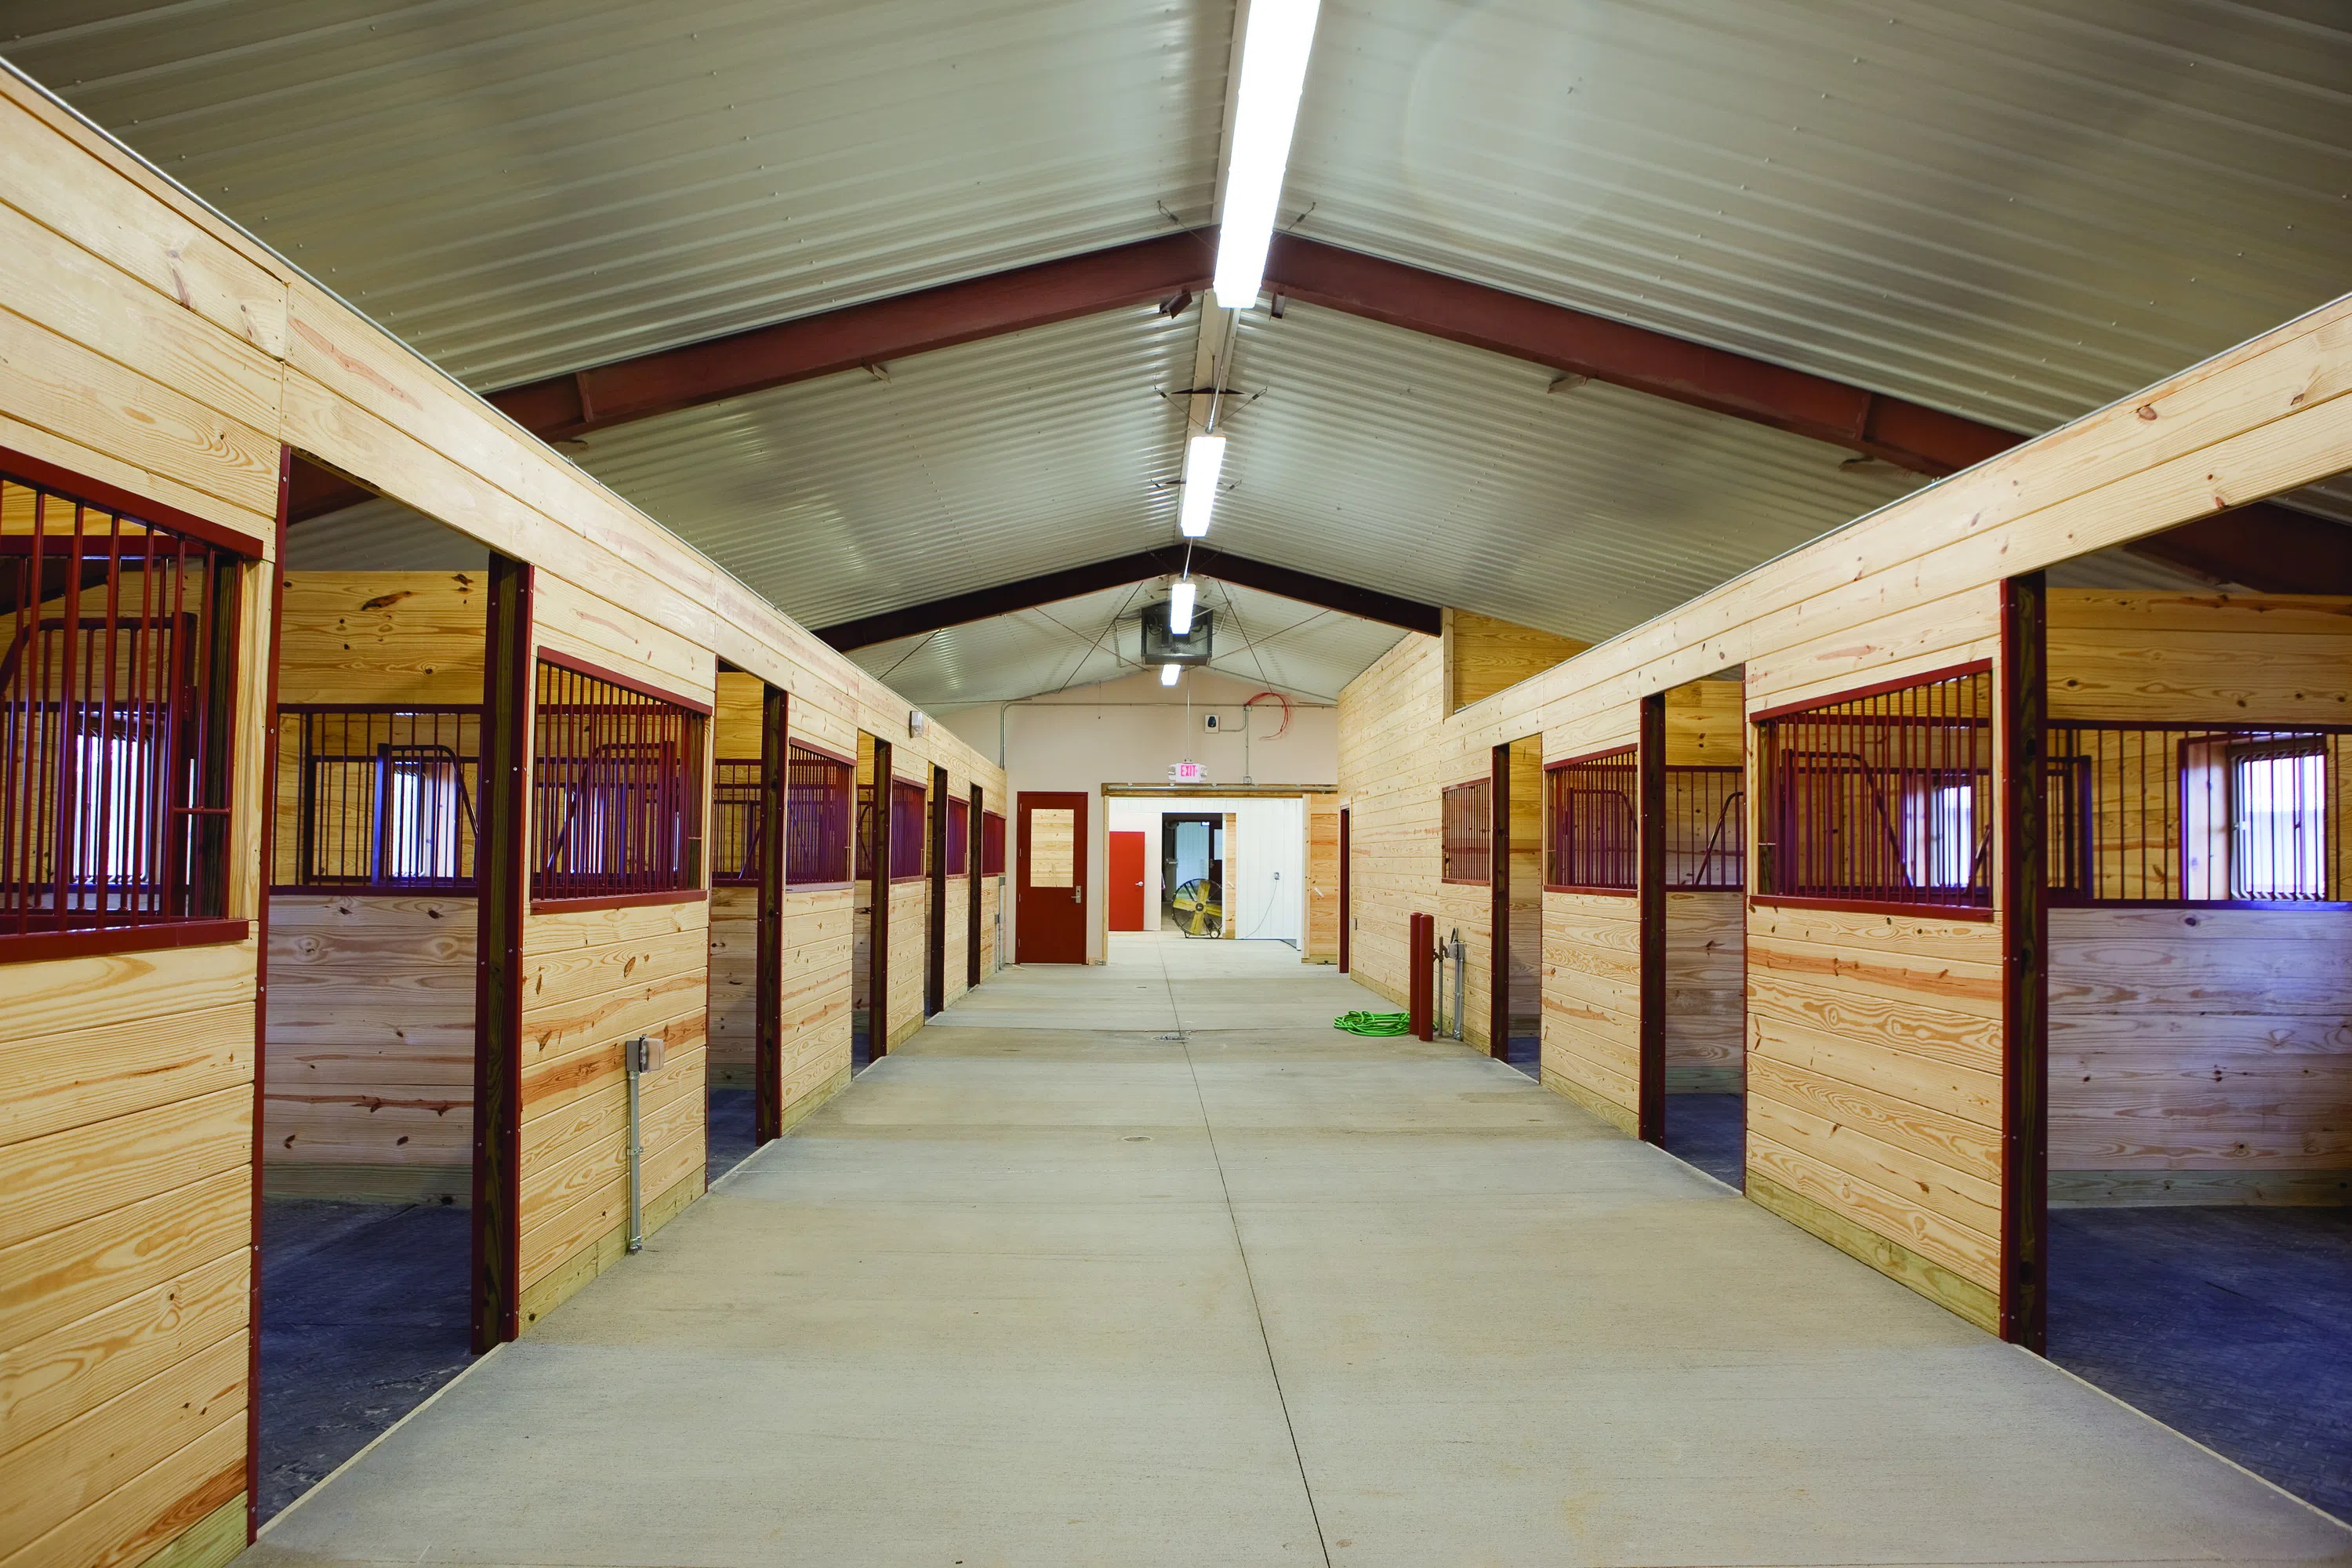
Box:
[1160,939,1336,1568]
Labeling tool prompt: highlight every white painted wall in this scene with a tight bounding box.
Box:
[1107,795,1305,943]
[936,667,1335,962]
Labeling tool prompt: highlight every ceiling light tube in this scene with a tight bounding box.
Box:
[1169,579,1197,636]
[1179,434,1226,538]
[1161,662,1182,687]
[1211,0,1323,304]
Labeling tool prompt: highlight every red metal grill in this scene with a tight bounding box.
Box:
[710,758,760,884]
[786,742,853,886]
[2047,721,2349,906]
[278,706,478,891]
[946,795,971,875]
[2,470,243,943]
[889,776,927,882]
[1441,777,1490,884]
[1547,749,1635,891]
[1755,665,1993,913]
[532,659,707,902]
[1666,765,1745,890]
[855,779,877,880]
[981,809,1006,876]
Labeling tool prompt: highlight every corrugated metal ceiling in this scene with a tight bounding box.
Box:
[569,305,1194,630]
[6,0,1232,388]
[1286,0,2352,433]
[15,0,2350,706]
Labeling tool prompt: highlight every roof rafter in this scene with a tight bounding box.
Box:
[811,546,1443,652]
[289,226,2348,593]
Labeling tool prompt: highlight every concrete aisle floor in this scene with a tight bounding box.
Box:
[242,933,2352,1567]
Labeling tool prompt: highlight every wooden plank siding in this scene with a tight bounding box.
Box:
[0,65,1004,1568]
[1341,285,2352,1334]
[2042,589,2352,1205]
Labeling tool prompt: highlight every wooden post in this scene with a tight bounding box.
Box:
[1638,691,1667,1144]
[1488,742,1511,1058]
[753,683,787,1144]
[927,764,948,1015]
[2000,572,2050,1352]
[471,552,533,1352]
[870,737,892,1057]
[967,784,983,989]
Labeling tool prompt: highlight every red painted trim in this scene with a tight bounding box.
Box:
[0,917,252,965]
[1548,743,1637,771]
[1749,659,1994,724]
[534,647,713,716]
[1750,894,1996,922]
[788,737,856,769]
[530,887,709,915]
[0,445,268,557]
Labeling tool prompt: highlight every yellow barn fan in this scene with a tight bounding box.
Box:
[1170,877,1224,938]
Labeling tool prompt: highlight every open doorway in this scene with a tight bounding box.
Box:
[2020,561,2352,1518]
[1657,671,1748,1187]
[851,732,884,1069]
[704,669,768,1181]
[1494,737,1544,1076]
[1161,813,1224,936]
[261,510,491,1518]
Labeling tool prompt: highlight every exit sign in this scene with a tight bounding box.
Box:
[1169,760,1208,784]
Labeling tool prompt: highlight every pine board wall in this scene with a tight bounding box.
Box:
[0,66,1002,1568]
[267,572,485,1204]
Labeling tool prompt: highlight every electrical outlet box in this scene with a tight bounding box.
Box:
[1203,713,1221,731]
[626,1035,665,1074]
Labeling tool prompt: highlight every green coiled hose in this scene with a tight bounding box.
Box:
[1332,1011,1412,1036]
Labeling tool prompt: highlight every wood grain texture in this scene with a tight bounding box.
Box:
[1446,609,1589,713]
[276,572,485,705]
[1664,891,1743,1088]
[2048,589,2352,722]
[2050,906,2352,1181]
[267,895,475,1178]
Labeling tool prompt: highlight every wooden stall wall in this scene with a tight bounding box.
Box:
[514,579,714,1330]
[267,572,484,1203]
[2046,590,2352,1206]
[1664,678,1746,1091]
[0,73,281,1568]
[0,66,1004,1567]
[1304,793,1340,963]
[1446,608,1588,713]
[887,774,929,1043]
[1539,710,1643,1129]
[1334,631,1450,1011]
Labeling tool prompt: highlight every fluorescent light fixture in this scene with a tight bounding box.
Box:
[1179,434,1226,538]
[1211,0,1323,303]
[1161,662,1181,687]
[1169,579,1197,636]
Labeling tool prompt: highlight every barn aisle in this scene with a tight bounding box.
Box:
[241,951,2350,1567]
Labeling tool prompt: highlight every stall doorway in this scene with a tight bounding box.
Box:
[1656,671,1748,1188]
[258,547,501,1520]
[1493,737,1544,1076]
[851,731,883,1068]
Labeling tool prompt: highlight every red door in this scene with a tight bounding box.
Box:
[1108,830,1146,931]
[1015,792,1088,964]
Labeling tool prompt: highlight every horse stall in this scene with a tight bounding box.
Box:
[263,568,485,1512]
[1660,674,1747,1185]
[705,671,765,1179]
[2042,586,2352,1519]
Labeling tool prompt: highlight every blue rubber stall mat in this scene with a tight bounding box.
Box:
[260,1199,475,1522]
[1662,1092,1745,1189]
[706,1084,757,1182]
[2049,1205,2352,1523]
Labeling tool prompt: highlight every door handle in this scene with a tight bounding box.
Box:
[1072,885,1081,903]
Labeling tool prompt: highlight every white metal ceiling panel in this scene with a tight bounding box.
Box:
[11,0,1234,387]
